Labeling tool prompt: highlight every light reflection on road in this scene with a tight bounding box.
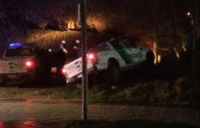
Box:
[0,122,4,128]
[0,120,66,128]
[0,121,37,128]
[21,120,37,128]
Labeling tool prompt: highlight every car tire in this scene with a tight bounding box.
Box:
[105,59,122,87]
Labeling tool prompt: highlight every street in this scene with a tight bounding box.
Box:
[0,99,199,127]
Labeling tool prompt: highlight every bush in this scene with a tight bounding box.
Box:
[88,75,199,107]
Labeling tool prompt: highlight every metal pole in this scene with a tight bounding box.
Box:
[80,0,88,120]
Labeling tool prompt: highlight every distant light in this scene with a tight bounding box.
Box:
[73,46,77,49]
[51,67,57,73]
[67,20,75,30]
[187,12,191,16]
[62,40,66,44]
[158,55,161,63]
[48,49,52,52]
[76,39,80,44]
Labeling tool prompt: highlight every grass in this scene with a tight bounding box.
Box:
[0,85,80,100]
[0,73,199,108]
[86,75,199,108]
[0,75,199,127]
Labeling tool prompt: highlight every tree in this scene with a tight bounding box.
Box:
[0,0,198,51]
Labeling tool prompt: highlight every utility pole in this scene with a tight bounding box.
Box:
[80,0,88,120]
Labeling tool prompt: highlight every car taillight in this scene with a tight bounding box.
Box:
[87,52,98,65]
[88,54,94,59]
[61,67,68,77]
[25,60,34,68]
[62,68,67,74]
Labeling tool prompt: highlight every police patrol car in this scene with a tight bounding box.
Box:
[0,43,42,85]
[62,37,154,85]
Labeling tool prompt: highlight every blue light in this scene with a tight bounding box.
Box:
[9,43,23,48]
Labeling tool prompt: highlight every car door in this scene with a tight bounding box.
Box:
[110,39,133,65]
[121,40,142,64]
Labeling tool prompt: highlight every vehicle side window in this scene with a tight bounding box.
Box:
[110,39,125,49]
[122,40,135,48]
[92,44,110,52]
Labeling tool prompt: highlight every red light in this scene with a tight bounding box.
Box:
[88,54,95,59]
[62,68,67,74]
[0,122,4,128]
[26,61,32,66]
[26,98,33,103]
[25,60,34,68]
[87,52,98,64]
[22,121,37,127]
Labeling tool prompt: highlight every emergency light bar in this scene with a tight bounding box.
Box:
[9,43,23,48]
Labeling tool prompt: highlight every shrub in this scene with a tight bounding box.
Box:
[88,75,199,107]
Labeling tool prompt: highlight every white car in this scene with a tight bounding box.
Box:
[0,43,43,85]
[62,38,154,85]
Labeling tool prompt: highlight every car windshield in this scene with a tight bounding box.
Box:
[4,48,34,57]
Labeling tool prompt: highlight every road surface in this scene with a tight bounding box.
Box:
[0,99,199,127]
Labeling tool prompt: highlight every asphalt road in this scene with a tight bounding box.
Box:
[0,99,199,128]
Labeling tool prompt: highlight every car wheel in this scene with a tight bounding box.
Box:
[106,59,122,87]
